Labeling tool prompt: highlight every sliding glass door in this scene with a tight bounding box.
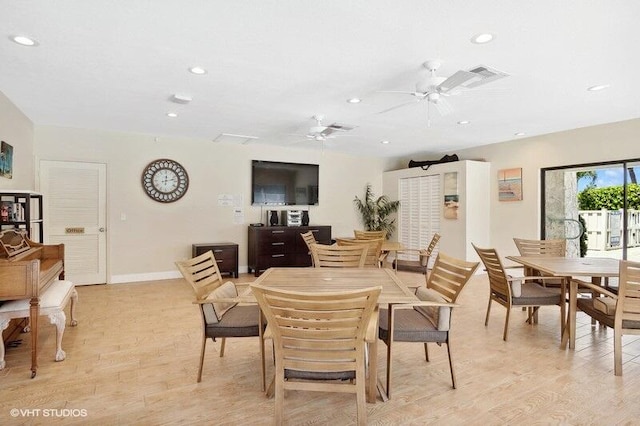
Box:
[542,159,640,262]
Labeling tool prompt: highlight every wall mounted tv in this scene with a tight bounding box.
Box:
[251,160,319,206]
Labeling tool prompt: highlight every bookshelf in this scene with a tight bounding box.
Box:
[0,191,44,242]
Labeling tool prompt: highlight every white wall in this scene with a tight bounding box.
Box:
[452,118,640,257]
[33,125,389,282]
[0,91,34,189]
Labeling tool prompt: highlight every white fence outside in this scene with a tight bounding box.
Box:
[580,209,640,250]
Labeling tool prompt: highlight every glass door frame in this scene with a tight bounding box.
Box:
[541,157,640,260]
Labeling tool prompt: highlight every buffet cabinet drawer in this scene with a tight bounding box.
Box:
[192,242,239,278]
[248,225,332,276]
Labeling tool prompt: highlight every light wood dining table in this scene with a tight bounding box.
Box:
[250,266,418,403]
[505,255,620,348]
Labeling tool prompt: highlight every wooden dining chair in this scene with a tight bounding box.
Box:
[336,237,384,267]
[251,284,381,426]
[378,253,479,397]
[472,244,564,341]
[354,229,387,240]
[310,243,367,268]
[300,231,318,265]
[513,238,566,257]
[175,250,265,387]
[393,232,441,274]
[567,260,640,375]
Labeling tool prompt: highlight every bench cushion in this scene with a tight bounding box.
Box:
[0,280,75,317]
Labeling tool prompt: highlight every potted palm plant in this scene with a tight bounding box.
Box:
[353,184,400,239]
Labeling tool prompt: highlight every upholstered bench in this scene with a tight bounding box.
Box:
[0,280,77,369]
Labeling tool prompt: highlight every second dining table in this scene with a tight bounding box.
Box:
[250,266,419,403]
[506,255,620,348]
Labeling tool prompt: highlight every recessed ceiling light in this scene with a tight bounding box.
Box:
[587,84,610,91]
[347,98,361,104]
[11,35,38,46]
[471,33,494,44]
[380,140,390,145]
[514,132,526,136]
[189,66,207,75]
[167,112,178,118]
[457,120,470,125]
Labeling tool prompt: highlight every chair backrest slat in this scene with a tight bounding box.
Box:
[251,285,381,374]
[310,243,367,268]
[472,244,512,298]
[513,238,566,257]
[354,229,387,240]
[336,237,383,267]
[175,250,223,299]
[427,252,479,303]
[618,260,640,327]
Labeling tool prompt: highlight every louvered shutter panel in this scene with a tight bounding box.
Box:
[398,175,441,266]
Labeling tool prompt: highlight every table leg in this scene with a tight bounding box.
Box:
[561,279,576,350]
[367,332,378,403]
[29,297,40,378]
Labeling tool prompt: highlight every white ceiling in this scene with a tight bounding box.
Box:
[1,1,639,158]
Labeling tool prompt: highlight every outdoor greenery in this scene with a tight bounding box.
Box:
[353,184,400,239]
[577,183,640,210]
[578,215,588,257]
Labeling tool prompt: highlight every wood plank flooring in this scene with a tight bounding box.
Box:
[1,271,640,425]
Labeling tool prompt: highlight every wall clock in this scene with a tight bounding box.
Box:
[141,159,189,203]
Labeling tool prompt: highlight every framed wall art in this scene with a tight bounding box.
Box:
[498,168,522,201]
[443,172,459,219]
[0,141,13,179]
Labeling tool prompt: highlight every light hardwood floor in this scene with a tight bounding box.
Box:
[1,270,640,425]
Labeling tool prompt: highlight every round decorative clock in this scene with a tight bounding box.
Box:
[141,159,189,203]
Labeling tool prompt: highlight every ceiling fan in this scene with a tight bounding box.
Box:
[379,59,509,125]
[294,115,356,144]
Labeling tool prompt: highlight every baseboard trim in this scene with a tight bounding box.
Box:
[110,270,182,284]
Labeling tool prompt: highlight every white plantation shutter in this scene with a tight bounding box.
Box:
[398,174,441,266]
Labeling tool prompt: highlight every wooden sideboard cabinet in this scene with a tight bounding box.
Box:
[247,225,331,276]
[192,242,239,278]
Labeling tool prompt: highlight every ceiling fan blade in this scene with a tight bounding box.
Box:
[327,122,356,132]
[320,127,338,137]
[377,99,420,115]
[433,97,453,116]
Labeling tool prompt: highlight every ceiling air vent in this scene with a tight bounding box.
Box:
[212,133,259,144]
[463,65,509,88]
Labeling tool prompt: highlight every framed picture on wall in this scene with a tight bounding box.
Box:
[498,168,523,201]
[443,172,459,219]
[0,141,13,179]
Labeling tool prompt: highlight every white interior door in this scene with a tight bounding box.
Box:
[39,160,107,285]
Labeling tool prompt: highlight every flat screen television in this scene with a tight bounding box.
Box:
[251,160,319,205]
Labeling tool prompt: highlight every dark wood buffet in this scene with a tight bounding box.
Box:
[247,225,331,276]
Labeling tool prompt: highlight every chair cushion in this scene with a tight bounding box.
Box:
[203,281,239,324]
[593,296,617,315]
[508,275,522,297]
[511,282,561,306]
[414,287,451,331]
[394,259,428,274]
[285,369,356,381]
[205,304,260,338]
[378,307,448,343]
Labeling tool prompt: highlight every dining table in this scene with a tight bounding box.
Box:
[249,266,419,403]
[505,255,620,348]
